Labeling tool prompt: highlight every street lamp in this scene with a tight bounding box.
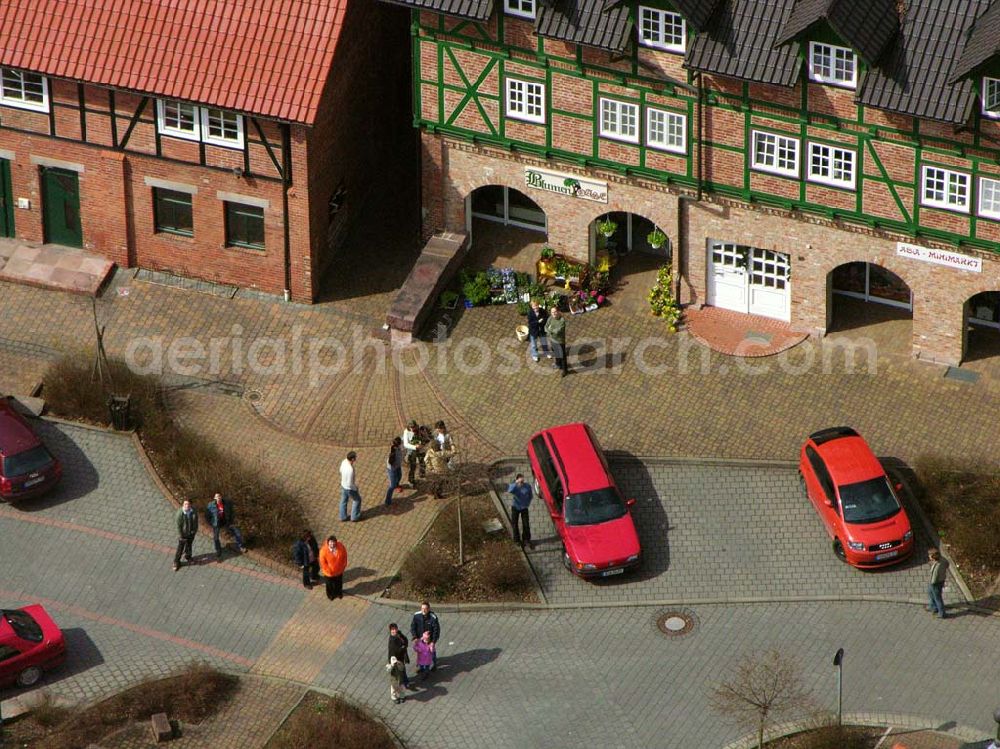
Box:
[833,648,845,727]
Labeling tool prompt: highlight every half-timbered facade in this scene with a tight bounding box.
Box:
[0,0,405,302]
[386,0,1000,364]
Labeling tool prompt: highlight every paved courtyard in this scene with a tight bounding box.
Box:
[492,458,965,607]
[2,269,1000,746]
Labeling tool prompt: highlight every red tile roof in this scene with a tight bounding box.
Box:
[0,0,348,125]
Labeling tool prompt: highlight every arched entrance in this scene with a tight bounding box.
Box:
[465,185,547,273]
[963,291,1000,362]
[590,211,672,314]
[590,211,671,259]
[827,262,912,351]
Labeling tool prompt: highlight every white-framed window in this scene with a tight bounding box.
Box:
[505,78,545,124]
[504,0,535,19]
[807,142,856,189]
[637,7,686,53]
[978,176,1000,219]
[751,130,799,177]
[982,77,1000,119]
[157,100,244,149]
[646,108,686,153]
[0,68,49,112]
[599,98,639,143]
[201,108,245,148]
[808,42,857,88]
[921,166,970,213]
[157,100,201,141]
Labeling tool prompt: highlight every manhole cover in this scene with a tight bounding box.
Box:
[245,389,263,404]
[655,609,697,638]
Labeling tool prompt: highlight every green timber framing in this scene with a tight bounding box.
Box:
[411,7,1000,254]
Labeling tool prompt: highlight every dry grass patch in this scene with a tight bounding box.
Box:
[43,354,307,563]
[265,691,395,749]
[913,456,1000,596]
[388,492,538,603]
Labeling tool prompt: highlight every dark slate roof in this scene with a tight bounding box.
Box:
[536,0,631,52]
[379,0,493,20]
[686,0,801,86]
[859,0,983,124]
[952,0,1000,81]
[774,0,898,65]
[670,0,722,30]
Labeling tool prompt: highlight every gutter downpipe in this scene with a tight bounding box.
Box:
[281,123,292,302]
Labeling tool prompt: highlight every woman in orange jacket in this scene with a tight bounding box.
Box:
[318,535,348,600]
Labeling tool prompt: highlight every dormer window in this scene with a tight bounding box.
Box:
[638,7,686,54]
[808,42,857,89]
[504,0,535,20]
[0,68,49,112]
[982,77,1000,119]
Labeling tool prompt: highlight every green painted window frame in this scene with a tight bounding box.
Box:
[224,201,265,250]
[152,188,194,237]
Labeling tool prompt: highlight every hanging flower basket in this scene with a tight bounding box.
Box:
[597,219,618,238]
[647,228,667,250]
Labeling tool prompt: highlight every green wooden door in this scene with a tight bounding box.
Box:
[0,159,13,238]
[40,167,82,247]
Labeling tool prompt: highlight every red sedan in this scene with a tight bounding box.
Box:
[0,398,62,501]
[527,423,641,578]
[799,426,913,568]
[0,605,66,688]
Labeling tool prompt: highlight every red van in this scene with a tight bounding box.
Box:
[527,423,641,578]
[0,399,61,501]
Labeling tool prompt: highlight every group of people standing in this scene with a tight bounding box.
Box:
[386,601,442,704]
[527,299,569,376]
[172,493,248,571]
[293,530,348,599]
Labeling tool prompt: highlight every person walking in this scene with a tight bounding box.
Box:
[339,451,362,522]
[526,299,550,362]
[545,306,568,376]
[507,473,534,549]
[205,492,247,560]
[927,547,949,619]
[319,534,348,600]
[387,623,413,690]
[384,437,404,506]
[402,419,426,486]
[387,656,406,704]
[410,601,441,670]
[173,499,198,571]
[293,530,320,589]
[412,630,435,679]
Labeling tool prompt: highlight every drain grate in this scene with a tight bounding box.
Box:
[654,608,698,638]
[743,330,773,345]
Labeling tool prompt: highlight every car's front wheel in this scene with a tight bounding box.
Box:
[17,665,42,687]
[798,471,807,496]
[561,544,572,571]
[833,539,848,563]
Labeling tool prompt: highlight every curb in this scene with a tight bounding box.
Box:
[722,712,991,749]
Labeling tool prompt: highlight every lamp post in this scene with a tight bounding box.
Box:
[833,648,845,727]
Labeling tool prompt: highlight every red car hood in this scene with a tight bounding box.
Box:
[845,509,911,544]
[563,514,640,564]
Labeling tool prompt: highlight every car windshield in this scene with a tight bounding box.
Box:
[838,477,901,524]
[3,609,43,643]
[3,445,53,477]
[564,488,626,526]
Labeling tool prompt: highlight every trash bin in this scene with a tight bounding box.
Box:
[108,395,132,431]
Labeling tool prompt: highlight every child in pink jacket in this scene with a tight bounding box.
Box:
[412,630,435,678]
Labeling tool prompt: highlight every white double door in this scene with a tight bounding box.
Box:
[707,241,790,321]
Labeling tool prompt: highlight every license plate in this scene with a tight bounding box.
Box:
[601,568,624,577]
[875,550,899,561]
[23,476,44,487]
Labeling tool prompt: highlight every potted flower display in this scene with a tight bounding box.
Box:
[647,228,667,250]
[537,246,557,278]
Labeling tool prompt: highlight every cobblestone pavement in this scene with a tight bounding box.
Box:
[319,599,1000,749]
[492,458,965,608]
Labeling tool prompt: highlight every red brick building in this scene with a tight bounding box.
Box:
[383,0,1000,365]
[0,0,406,302]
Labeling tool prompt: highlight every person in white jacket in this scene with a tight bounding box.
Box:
[339,451,362,522]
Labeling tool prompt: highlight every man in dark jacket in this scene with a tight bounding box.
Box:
[173,499,198,571]
[206,492,247,560]
[293,530,320,588]
[388,623,413,689]
[410,601,441,670]
[526,299,550,363]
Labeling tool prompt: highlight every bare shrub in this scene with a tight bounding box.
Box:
[478,539,533,594]
[400,542,460,597]
[267,691,395,749]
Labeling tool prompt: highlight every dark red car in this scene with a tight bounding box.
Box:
[0,398,61,501]
[799,426,913,568]
[0,605,66,688]
[527,423,641,578]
